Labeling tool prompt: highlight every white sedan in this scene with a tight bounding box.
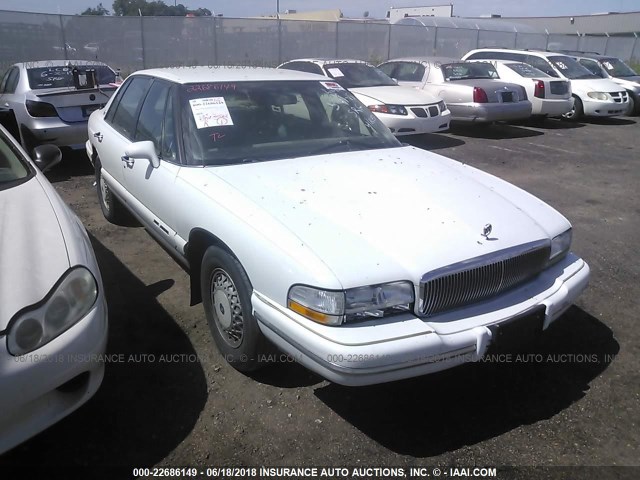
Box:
[468,60,574,118]
[0,125,107,453]
[87,67,589,386]
[278,59,450,135]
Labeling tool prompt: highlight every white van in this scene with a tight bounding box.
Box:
[462,48,629,120]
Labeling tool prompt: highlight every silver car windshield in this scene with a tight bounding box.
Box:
[600,58,638,78]
[323,63,398,88]
[180,80,400,166]
[0,130,32,190]
[27,65,116,89]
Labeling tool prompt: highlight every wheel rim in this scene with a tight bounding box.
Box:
[210,268,243,348]
[99,170,111,212]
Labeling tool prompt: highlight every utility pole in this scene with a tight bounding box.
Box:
[277,0,280,19]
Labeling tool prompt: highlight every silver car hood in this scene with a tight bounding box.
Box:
[0,176,70,330]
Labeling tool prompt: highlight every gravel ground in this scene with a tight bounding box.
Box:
[1,117,638,480]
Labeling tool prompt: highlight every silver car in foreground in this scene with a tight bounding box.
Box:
[0,60,118,154]
[379,57,532,123]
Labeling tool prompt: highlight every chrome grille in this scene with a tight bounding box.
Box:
[611,91,628,103]
[410,104,440,118]
[419,240,550,317]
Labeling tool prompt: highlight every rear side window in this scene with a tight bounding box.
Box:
[525,56,560,77]
[579,59,605,77]
[135,80,172,153]
[1,68,20,94]
[380,62,425,82]
[280,62,324,75]
[109,76,152,139]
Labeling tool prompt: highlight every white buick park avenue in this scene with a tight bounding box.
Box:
[86,67,589,386]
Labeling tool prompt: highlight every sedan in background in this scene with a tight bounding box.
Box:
[87,66,588,386]
[468,60,573,118]
[0,60,118,155]
[278,58,450,135]
[378,58,532,123]
[0,124,107,454]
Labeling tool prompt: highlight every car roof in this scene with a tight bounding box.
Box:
[14,60,111,69]
[130,66,328,84]
[381,57,459,65]
[282,58,370,66]
[466,48,570,59]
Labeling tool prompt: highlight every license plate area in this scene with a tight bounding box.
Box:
[82,104,101,117]
[501,91,514,103]
[486,307,545,353]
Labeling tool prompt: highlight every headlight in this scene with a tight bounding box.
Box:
[587,92,611,101]
[288,281,415,326]
[437,100,447,112]
[7,267,98,355]
[549,229,572,265]
[368,104,408,115]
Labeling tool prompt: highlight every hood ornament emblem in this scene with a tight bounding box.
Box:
[482,224,492,238]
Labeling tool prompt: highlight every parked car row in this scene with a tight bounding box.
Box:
[5,45,635,453]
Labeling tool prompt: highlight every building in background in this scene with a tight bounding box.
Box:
[387,4,454,23]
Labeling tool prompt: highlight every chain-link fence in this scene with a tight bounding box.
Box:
[1,10,639,74]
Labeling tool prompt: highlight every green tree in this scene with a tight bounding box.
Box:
[112,0,211,16]
[81,2,110,15]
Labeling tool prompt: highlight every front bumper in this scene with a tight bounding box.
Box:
[376,109,451,136]
[0,294,108,454]
[254,253,589,386]
[449,101,532,123]
[582,97,628,117]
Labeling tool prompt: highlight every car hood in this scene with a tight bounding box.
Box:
[611,76,640,90]
[208,146,564,288]
[0,176,70,330]
[350,86,439,105]
[571,78,625,93]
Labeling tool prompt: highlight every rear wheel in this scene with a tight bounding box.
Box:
[95,159,127,224]
[627,94,637,116]
[200,246,267,372]
[562,95,583,121]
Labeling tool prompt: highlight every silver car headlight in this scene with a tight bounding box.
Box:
[587,92,611,101]
[437,100,447,112]
[288,281,415,326]
[7,267,98,356]
[549,228,572,266]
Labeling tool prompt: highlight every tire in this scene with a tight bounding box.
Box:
[627,94,637,116]
[95,159,128,225]
[562,95,583,121]
[200,246,266,372]
[19,124,38,157]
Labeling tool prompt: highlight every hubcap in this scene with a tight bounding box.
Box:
[210,268,243,348]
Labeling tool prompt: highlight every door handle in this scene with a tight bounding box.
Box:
[93,132,103,143]
[121,155,135,167]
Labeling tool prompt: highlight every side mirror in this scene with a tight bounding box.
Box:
[32,144,62,172]
[125,140,160,168]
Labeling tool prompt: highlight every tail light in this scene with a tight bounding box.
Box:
[26,100,58,118]
[534,80,545,99]
[473,87,488,103]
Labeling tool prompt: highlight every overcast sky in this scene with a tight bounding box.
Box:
[0,0,637,18]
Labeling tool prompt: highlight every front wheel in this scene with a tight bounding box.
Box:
[95,159,128,225]
[562,95,583,121]
[200,246,266,372]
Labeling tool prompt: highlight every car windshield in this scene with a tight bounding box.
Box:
[27,64,116,89]
[600,57,638,77]
[505,62,551,78]
[323,63,398,88]
[180,80,400,166]
[548,56,597,80]
[442,62,499,80]
[0,130,32,190]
